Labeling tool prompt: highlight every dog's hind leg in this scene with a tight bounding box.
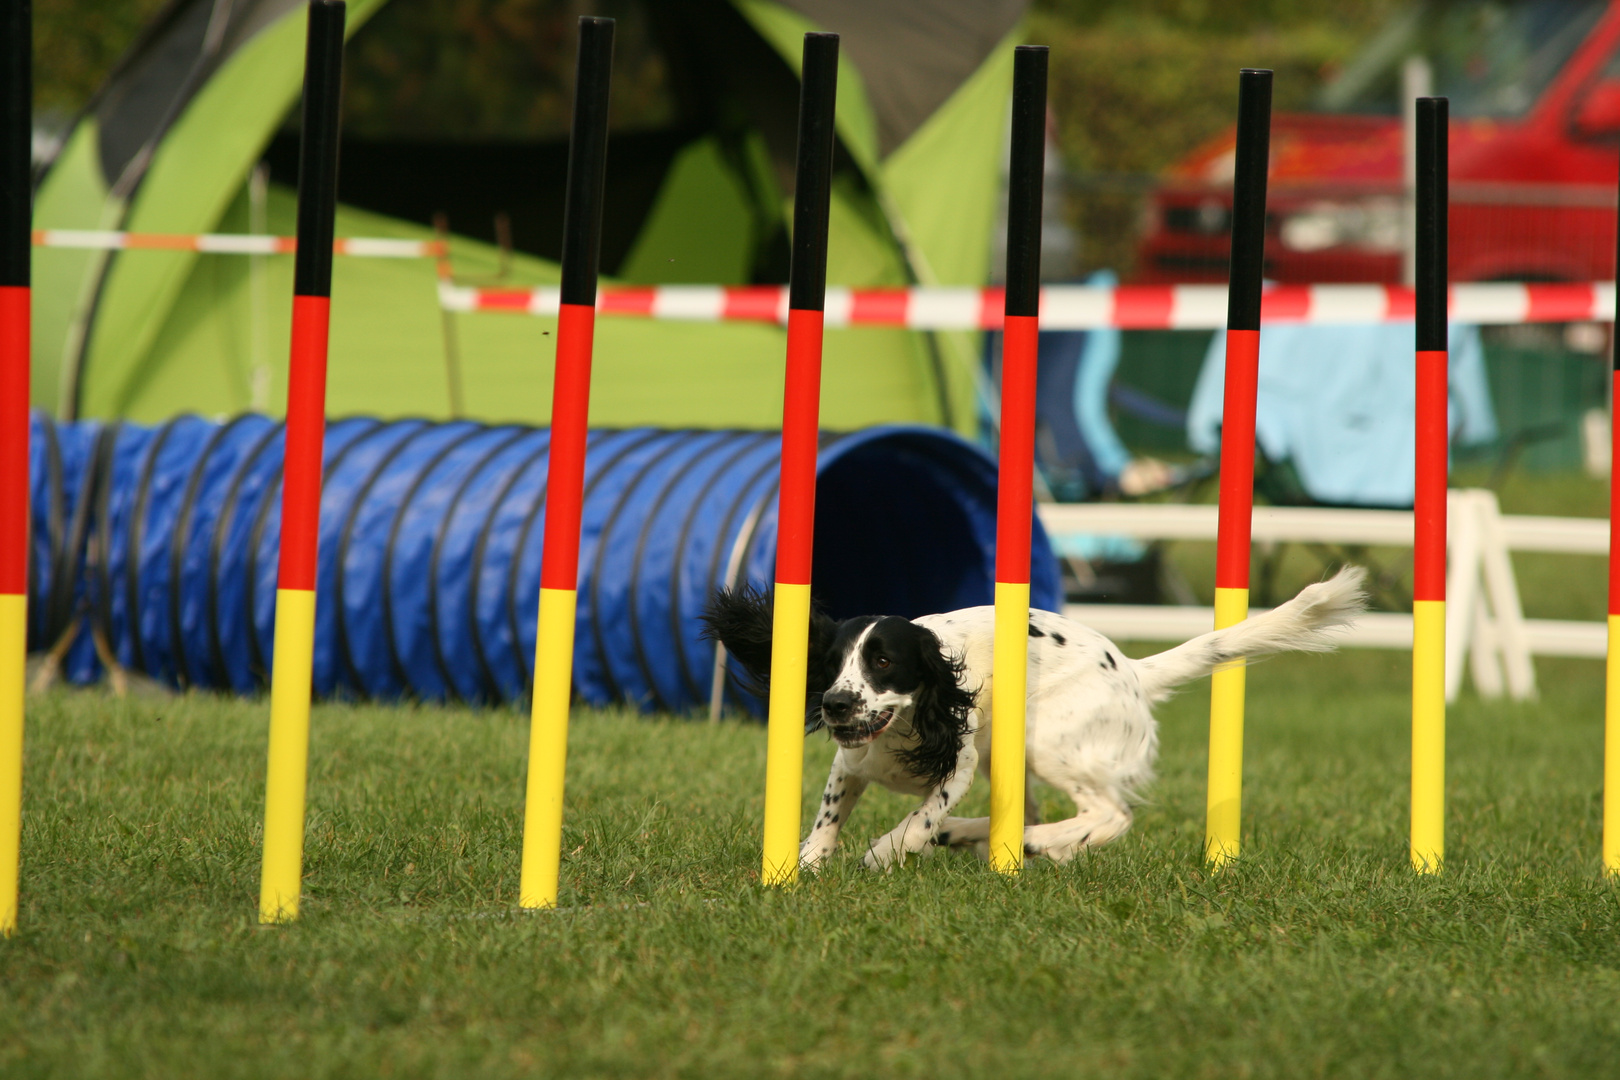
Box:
[933,815,987,849]
[932,778,1038,853]
[1021,787,1132,864]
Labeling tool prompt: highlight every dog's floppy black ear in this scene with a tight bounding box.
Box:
[700,584,775,693]
[895,627,976,788]
[700,586,840,725]
[801,605,843,734]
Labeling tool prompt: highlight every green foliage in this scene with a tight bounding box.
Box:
[342,0,675,141]
[1036,0,1403,33]
[33,0,170,116]
[3,642,1619,1077]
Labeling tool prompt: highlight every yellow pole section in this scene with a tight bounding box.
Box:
[761,582,812,885]
[1606,614,1620,875]
[0,593,24,936]
[521,586,578,908]
[989,580,1030,873]
[1607,614,1620,874]
[1204,586,1249,867]
[1411,598,1446,872]
[259,588,317,923]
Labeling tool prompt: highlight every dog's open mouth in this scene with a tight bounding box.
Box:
[830,708,895,746]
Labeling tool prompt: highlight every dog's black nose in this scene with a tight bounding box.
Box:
[821,690,857,723]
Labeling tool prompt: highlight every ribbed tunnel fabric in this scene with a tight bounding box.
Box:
[24,414,1061,713]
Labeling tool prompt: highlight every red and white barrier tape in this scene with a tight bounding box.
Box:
[29,231,1615,327]
[32,229,444,258]
[438,280,1620,329]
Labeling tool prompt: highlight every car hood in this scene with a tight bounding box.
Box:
[1165,112,1511,191]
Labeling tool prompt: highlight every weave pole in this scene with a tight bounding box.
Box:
[1411,96,1449,874]
[1608,139,1620,875]
[257,0,346,924]
[759,32,839,887]
[987,45,1049,874]
[518,16,613,910]
[1204,68,1271,869]
[0,0,31,937]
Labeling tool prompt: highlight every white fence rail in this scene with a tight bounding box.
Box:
[1040,489,1609,702]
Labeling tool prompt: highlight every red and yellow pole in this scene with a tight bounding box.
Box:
[1411,96,1449,874]
[1205,69,1271,868]
[258,0,346,924]
[760,33,839,886]
[1607,137,1620,876]
[518,16,614,910]
[987,45,1049,874]
[0,0,32,937]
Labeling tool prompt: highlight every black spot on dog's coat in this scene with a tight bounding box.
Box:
[1028,624,1046,638]
[1102,652,1117,670]
[1052,633,1066,646]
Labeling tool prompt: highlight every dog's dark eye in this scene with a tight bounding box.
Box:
[875,656,890,669]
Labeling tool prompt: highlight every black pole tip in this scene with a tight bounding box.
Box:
[1004,42,1049,319]
[557,13,615,307]
[1415,95,1449,351]
[786,30,840,311]
[291,0,347,298]
[1225,67,1274,330]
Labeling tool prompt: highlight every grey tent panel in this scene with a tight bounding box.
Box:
[782,0,1026,156]
[94,0,305,190]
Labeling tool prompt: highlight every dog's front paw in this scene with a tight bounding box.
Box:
[799,839,836,872]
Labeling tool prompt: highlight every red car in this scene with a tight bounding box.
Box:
[1137,0,1620,284]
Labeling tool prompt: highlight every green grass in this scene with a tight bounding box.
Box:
[5,646,1620,1078]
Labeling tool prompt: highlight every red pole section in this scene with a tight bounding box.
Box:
[759,32,839,885]
[257,0,346,925]
[0,0,32,937]
[519,15,614,909]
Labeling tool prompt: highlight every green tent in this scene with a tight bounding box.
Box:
[31,0,1026,435]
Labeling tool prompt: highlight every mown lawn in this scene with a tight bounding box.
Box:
[3,642,1618,1078]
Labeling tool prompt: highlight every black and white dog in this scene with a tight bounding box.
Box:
[702,566,1366,871]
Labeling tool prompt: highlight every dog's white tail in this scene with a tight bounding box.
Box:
[1131,566,1368,702]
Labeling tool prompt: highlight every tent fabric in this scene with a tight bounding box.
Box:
[30,0,1025,435]
[1188,323,1498,509]
[778,0,1024,156]
[93,0,310,191]
[25,413,1062,712]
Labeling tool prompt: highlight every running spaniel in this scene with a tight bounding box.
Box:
[702,567,1366,870]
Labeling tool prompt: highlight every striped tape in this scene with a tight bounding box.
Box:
[32,229,443,258]
[437,281,1620,329]
[29,229,1620,327]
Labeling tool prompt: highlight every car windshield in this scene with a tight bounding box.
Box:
[1317,0,1606,117]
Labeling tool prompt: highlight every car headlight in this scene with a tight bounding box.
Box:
[1278,199,1403,253]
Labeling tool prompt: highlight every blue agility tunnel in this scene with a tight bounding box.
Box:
[25,414,1062,713]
